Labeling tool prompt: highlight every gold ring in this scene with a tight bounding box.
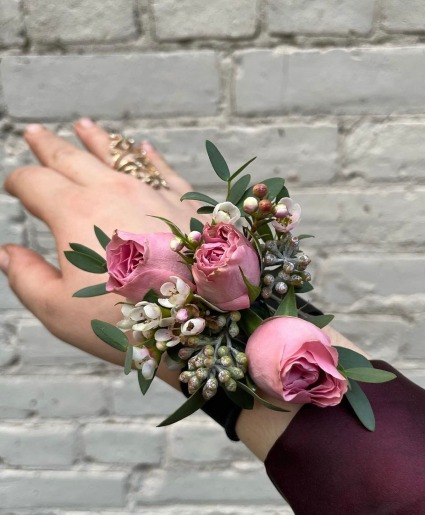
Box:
[109,134,169,190]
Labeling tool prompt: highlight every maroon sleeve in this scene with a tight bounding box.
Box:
[264,361,425,514]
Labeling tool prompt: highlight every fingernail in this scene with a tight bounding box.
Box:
[142,140,154,153]
[0,248,10,274]
[25,123,44,134]
[78,117,94,128]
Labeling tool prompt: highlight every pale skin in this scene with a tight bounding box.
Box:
[0,120,367,462]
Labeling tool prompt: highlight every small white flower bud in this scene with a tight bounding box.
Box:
[261,287,272,299]
[229,366,244,380]
[170,237,184,252]
[225,378,237,392]
[179,371,195,383]
[230,311,241,322]
[217,346,230,357]
[196,367,209,381]
[220,356,233,367]
[218,369,232,383]
[263,273,275,286]
[228,321,239,338]
[273,203,289,219]
[243,196,259,214]
[275,281,288,295]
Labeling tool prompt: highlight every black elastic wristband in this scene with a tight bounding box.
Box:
[181,296,323,441]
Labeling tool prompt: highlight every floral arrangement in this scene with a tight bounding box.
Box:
[65,141,395,431]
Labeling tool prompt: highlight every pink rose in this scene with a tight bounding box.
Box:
[246,316,348,407]
[192,223,260,311]
[106,231,192,302]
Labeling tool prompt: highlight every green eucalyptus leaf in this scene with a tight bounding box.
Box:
[205,140,230,181]
[143,289,159,304]
[73,283,108,298]
[276,185,290,202]
[64,251,107,274]
[94,225,111,249]
[197,205,215,214]
[227,174,251,205]
[149,215,186,240]
[263,178,286,200]
[138,368,157,395]
[257,222,274,242]
[298,234,315,240]
[91,319,128,352]
[239,267,261,304]
[190,217,204,233]
[237,381,290,412]
[275,285,298,317]
[224,387,254,410]
[124,344,133,375]
[166,345,184,364]
[69,243,106,264]
[229,156,257,182]
[180,191,218,206]
[295,282,314,293]
[345,379,375,431]
[345,367,396,383]
[239,308,263,336]
[305,314,334,329]
[157,387,207,426]
[336,347,373,370]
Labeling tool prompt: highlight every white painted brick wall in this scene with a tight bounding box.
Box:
[1,1,425,513]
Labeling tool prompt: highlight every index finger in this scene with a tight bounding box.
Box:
[24,124,114,185]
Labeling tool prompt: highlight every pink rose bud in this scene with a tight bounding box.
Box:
[188,231,202,244]
[246,317,348,407]
[243,197,259,214]
[192,223,261,311]
[106,231,192,302]
[253,183,269,198]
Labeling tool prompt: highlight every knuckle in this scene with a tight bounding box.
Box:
[4,165,47,193]
[51,146,76,163]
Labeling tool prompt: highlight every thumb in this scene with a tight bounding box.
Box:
[0,244,61,320]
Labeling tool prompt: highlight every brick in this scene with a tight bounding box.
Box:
[331,315,411,362]
[169,422,252,462]
[289,188,425,247]
[268,0,374,36]
[0,324,18,367]
[0,377,107,418]
[83,422,164,464]
[0,194,25,244]
[0,0,24,47]
[235,48,425,116]
[24,0,138,44]
[111,376,185,417]
[382,0,425,33]
[344,122,425,181]
[135,468,282,504]
[406,318,425,359]
[18,321,101,368]
[0,423,76,466]
[0,471,127,508]
[129,125,338,187]
[318,255,425,308]
[152,0,257,40]
[0,272,24,309]
[1,53,220,120]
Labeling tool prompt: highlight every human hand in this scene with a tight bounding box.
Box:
[1,120,200,385]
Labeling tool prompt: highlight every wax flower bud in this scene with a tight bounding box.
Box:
[243,196,259,214]
[253,183,269,198]
[273,203,289,219]
[176,308,190,323]
[258,199,273,214]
